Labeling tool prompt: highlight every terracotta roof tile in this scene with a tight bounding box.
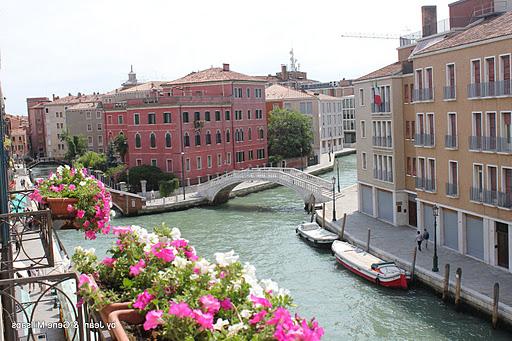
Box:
[417,11,512,55]
[355,62,403,82]
[265,84,315,100]
[164,67,265,86]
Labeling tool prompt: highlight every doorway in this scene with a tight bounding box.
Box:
[496,222,509,269]
[408,200,417,227]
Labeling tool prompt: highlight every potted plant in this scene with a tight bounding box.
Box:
[30,165,111,239]
[74,224,324,340]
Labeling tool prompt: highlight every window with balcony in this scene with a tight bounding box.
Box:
[499,54,511,96]
[484,112,497,151]
[485,166,499,205]
[447,161,458,196]
[471,164,484,202]
[470,112,483,150]
[469,59,482,97]
[416,158,426,189]
[484,57,496,97]
[425,113,435,147]
[406,157,412,176]
[371,85,390,112]
[445,112,457,148]
[500,112,512,153]
[415,113,425,146]
[426,158,436,192]
[373,154,393,182]
[501,168,512,209]
[444,63,456,99]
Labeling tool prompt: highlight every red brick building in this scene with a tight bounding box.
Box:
[103,64,268,185]
[26,97,51,157]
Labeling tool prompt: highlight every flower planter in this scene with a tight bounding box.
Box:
[107,309,145,341]
[46,197,78,218]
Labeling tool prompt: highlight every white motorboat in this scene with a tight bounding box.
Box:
[296,222,339,248]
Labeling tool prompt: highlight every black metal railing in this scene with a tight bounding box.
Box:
[446,182,458,196]
[468,81,512,98]
[412,88,434,101]
[469,136,482,150]
[497,137,512,153]
[443,86,456,100]
[470,187,484,202]
[414,134,424,146]
[482,136,498,151]
[425,179,436,192]
[371,102,391,113]
[416,177,425,189]
[483,190,499,206]
[445,134,458,148]
[414,133,434,147]
[498,191,512,209]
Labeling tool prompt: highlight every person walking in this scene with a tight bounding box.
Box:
[416,230,423,251]
[423,228,430,250]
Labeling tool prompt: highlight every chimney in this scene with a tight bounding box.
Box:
[52,94,56,101]
[77,92,82,97]
[422,5,437,37]
[281,64,288,80]
[222,63,230,71]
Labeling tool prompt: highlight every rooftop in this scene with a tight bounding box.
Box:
[46,94,101,106]
[164,65,265,86]
[415,11,512,55]
[354,61,403,82]
[265,84,315,101]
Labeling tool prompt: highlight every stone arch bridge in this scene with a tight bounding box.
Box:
[196,168,339,205]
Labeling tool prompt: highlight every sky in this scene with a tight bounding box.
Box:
[0,0,451,115]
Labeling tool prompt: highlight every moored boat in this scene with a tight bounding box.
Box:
[331,240,410,289]
[296,222,339,248]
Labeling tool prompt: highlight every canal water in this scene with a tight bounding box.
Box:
[55,154,511,340]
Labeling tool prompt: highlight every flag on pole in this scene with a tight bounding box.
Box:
[373,82,382,106]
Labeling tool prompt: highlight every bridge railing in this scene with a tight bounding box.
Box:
[257,168,332,188]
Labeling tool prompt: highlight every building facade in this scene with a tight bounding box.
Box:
[66,102,105,153]
[355,1,512,272]
[26,97,50,158]
[103,64,268,185]
[5,114,29,159]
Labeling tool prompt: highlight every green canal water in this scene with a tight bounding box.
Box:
[55,154,511,340]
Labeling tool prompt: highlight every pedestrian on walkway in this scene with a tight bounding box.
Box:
[423,228,430,250]
[416,230,423,251]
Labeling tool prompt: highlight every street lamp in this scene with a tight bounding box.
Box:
[331,176,337,221]
[181,152,186,200]
[432,204,439,272]
[336,158,340,193]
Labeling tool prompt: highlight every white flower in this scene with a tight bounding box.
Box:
[240,310,252,318]
[79,181,86,186]
[214,250,239,267]
[228,322,247,336]
[190,273,199,280]
[172,256,188,269]
[213,318,229,331]
[260,279,279,294]
[170,227,181,240]
[74,246,84,253]
[57,166,64,174]
[248,283,264,297]
[84,248,96,256]
[195,259,213,275]
[276,287,291,297]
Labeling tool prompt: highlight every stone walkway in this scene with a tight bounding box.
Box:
[317,185,512,324]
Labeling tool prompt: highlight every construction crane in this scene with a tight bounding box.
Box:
[340,33,402,40]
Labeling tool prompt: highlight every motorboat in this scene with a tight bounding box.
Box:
[296,222,339,248]
[331,240,410,289]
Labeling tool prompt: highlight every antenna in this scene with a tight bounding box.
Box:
[289,48,298,72]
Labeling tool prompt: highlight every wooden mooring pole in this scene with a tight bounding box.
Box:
[411,247,417,282]
[442,264,450,301]
[340,213,347,240]
[322,203,326,228]
[492,282,499,329]
[455,268,462,309]
[366,228,371,252]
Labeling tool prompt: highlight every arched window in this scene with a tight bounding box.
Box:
[235,129,240,142]
[248,128,252,141]
[226,129,231,143]
[184,132,190,147]
[150,133,156,148]
[165,132,172,148]
[216,130,222,144]
[195,131,201,146]
[135,133,141,148]
[259,128,264,139]
[206,130,212,145]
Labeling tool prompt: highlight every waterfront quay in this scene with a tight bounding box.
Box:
[318,185,512,329]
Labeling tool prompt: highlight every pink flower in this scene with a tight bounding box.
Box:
[133,290,154,310]
[101,257,116,267]
[76,298,84,308]
[129,259,146,276]
[113,226,133,235]
[185,250,198,261]
[219,271,226,279]
[143,310,163,331]
[76,210,85,219]
[78,274,97,290]
[266,307,292,327]
[171,239,188,248]
[82,220,90,228]
[101,223,110,234]
[168,302,193,318]
[220,298,233,310]
[192,309,214,330]
[67,204,74,213]
[249,310,268,325]
[199,294,220,314]
[250,294,272,308]
[68,184,76,191]
[85,230,97,240]
[151,243,175,262]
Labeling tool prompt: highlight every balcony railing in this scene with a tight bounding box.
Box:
[483,190,499,206]
[414,133,435,147]
[446,182,458,196]
[416,177,425,189]
[471,187,512,209]
[468,80,512,98]
[372,136,393,148]
[497,137,512,153]
[469,136,508,152]
[445,134,458,148]
[371,102,391,113]
[482,136,498,152]
[469,136,482,150]
[373,169,393,182]
[425,179,436,192]
[498,191,512,209]
[470,187,484,202]
[412,88,434,101]
[443,86,456,100]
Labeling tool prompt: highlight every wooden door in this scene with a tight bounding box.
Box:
[497,222,509,268]
[408,200,417,227]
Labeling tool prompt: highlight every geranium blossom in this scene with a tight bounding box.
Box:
[143,310,163,330]
[101,257,116,267]
[133,290,154,310]
[249,310,268,325]
[199,294,220,314]
[250,294,272,308]
[129,259,146,276]
[168,302,193,318]
[192,309,214,330]
[78,274,97,290]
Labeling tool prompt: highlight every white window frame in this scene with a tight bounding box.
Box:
[499,53,512,82]
[472,112,483,136]
[166,159,173,172]
[360,120,366,138]
[447,112,457,136]
[473,163,484,190]
[359,88,364,106]
[361,152,367,170]
[484,56,496,83]
[501,166,512,194]
[470,58,482,84]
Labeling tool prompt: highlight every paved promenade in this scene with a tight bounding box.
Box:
[317,185,512,326]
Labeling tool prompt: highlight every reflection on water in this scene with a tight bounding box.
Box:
[56,155,510,340]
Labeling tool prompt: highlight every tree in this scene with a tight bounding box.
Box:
[118,165,175,192]
[106,141,118,168]
[61,131,87,162]
[114,134,128,163]
[159,178,180,198]
[76,151,107,171]
[268,108,313,160]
